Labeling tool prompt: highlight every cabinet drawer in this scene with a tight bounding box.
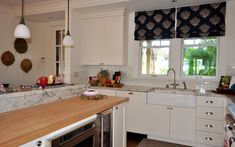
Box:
[197,96,224,107]
[197,119,223,133]
[197,106,223,120]
[196,131,222,146]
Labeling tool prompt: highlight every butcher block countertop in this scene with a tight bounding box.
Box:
[0,96,128,147]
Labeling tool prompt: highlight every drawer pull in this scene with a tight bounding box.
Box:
[205,137,213,141]
[205,124,213,128]
[206,100,213,104]
[128,92,134,95]
[205,112,214,115]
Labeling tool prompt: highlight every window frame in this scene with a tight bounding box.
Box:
[138,39,172,79]
[52,26,65,77]
[180,37,220,80]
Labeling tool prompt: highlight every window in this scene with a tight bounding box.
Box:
[54,27,65,77]
[182,37,218,78]
[140,40,170,76]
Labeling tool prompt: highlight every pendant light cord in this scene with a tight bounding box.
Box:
[22,0,24,17]
[20,0,25,24]
[66,0,71,35]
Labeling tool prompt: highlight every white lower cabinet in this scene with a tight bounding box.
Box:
[147,105,170,138]
[147,104,195,142]
[113,103,126,147]
[116,91,147,134]
[170,107,195,141]
[196,96,225,147]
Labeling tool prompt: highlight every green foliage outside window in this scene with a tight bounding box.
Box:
[182,37,217,77]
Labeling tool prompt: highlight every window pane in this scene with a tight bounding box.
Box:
[140,40,170,76]
[182,38,217,77]
[195,39,202,45]
[56,30,61,45]
[56,47,60,61]
[184,39,194,45]
[151,40,160,46]
[161,40,170,46]
[142,41,148,47]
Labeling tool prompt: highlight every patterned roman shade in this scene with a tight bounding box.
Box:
[134,8,176,40]
[176,2,226,38]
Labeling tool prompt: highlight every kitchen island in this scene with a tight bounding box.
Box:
[0,96,128,147]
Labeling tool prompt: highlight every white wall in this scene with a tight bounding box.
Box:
[0,11,64,87]
[73,1,235,89]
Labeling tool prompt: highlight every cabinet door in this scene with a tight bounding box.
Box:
[113,103,126,147]
[170,107,195,141]
[147,105,170,138]
[117,91,147,134]
[81,18,102,65]
[102,15,124,65]
[95,89,116,96]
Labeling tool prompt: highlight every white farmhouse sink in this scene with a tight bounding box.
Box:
[147,90,196,108]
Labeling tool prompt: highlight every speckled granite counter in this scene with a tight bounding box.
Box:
[0,84,86,113]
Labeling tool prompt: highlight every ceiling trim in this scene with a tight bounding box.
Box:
[12,0,131,16]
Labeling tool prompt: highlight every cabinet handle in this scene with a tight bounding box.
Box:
[205,137,213,141]
[128,92,134,95]
[167,107,173,110]
[115,107,118,110]
[36,140,42,146]
[205,124,213,128]
[206,100,213,104]
[205,112,213,115]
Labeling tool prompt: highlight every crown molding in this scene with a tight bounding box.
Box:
[12,0,131,16]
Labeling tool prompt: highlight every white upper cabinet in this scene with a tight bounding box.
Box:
[81,9,127,65]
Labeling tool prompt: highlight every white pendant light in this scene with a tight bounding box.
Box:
[14,0,30,39]
[63,0,74,47]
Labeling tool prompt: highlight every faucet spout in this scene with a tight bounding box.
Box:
[167,68,178,89]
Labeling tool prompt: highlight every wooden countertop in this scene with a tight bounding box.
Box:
[0,96,128,147]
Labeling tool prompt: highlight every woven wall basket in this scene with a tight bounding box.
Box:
[1,51,15,66]
[14,38,28,54]
[21,58,32,73]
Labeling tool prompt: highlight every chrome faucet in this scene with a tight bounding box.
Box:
[167,68,179,89]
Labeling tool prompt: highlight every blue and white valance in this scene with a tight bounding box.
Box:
[176,2,226,38]
[134,8,176,40]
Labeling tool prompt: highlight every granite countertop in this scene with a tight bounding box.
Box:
[0,96,128,147]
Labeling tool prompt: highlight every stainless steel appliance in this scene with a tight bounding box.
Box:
[99,109,113,147]
[51,120,99,147]
[225,99,235,147]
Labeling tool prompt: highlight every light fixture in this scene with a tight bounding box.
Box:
[63,0,74,47]
[14,0,30,39]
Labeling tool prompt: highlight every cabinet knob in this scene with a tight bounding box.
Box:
[36,140,42,146]
[205,124,213,128]
[206,100,213,104]
[205,137,213,141]
[115,107,118,110]
[205,112,213,115]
